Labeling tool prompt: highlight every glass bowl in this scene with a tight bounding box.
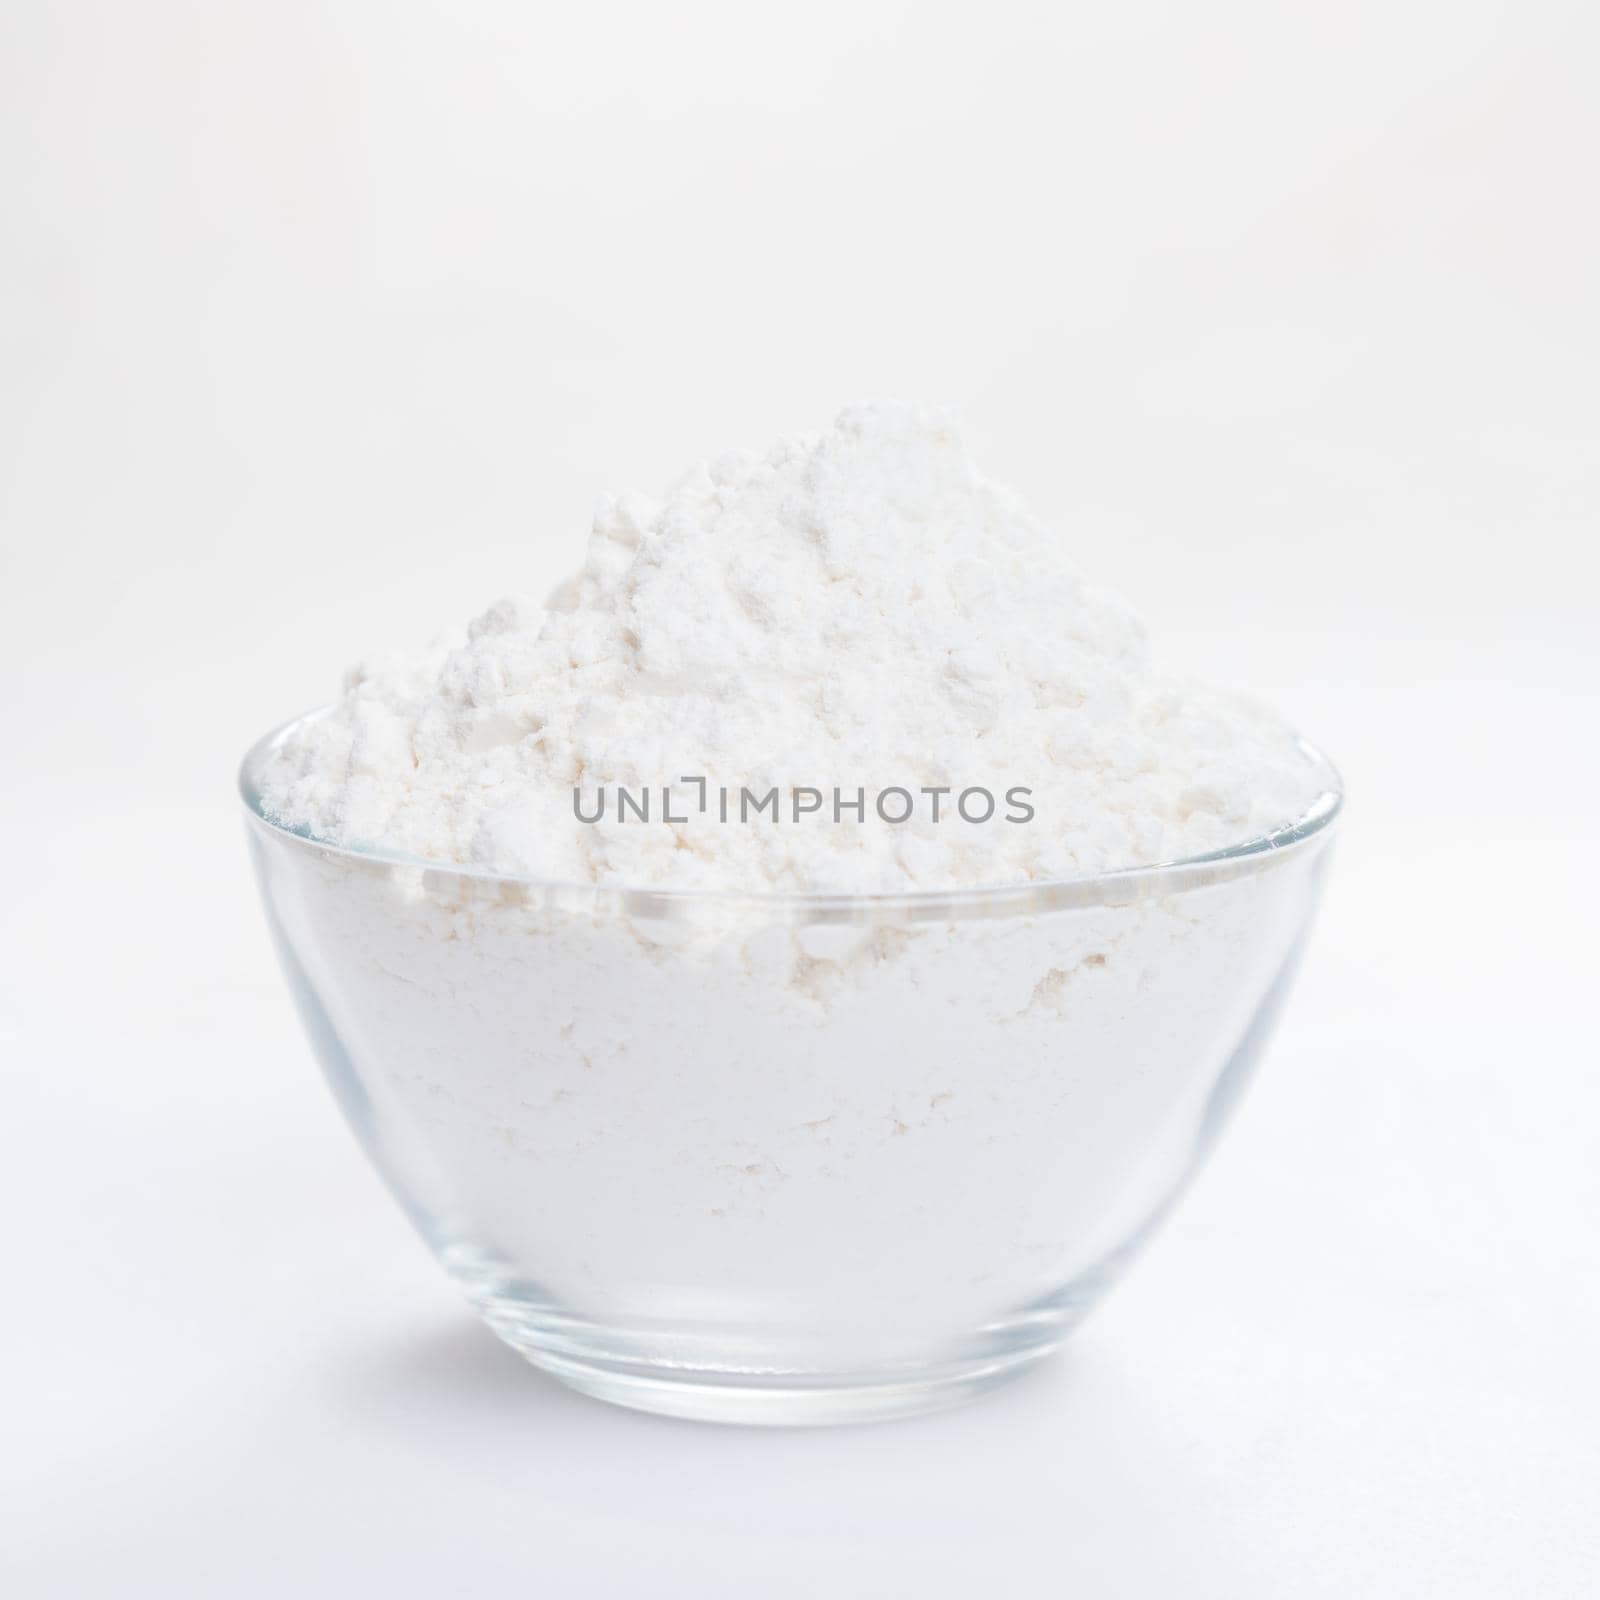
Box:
[240,713,1341,1425]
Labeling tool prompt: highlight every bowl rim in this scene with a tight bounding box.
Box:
[239,708,1343,919]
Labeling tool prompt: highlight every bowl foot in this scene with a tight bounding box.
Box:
[507,1338,1062,1426]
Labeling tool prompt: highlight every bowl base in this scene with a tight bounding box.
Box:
[446,1242,1090,1426]
[504,1337,1063,1426]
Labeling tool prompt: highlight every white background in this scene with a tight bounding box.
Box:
[3,2,1598,1593]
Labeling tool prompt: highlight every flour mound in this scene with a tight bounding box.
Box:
[260,403,1320,891]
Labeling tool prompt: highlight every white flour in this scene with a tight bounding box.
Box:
[259,844,1325,1372]
[247,403,1338,1399]
[260,403,1315,890]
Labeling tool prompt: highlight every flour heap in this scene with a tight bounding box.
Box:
[260,404,1319,891]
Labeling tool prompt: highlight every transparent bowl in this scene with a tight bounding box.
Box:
[240,713,1341,1426]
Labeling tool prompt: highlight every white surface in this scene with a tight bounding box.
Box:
[2,2,1597,1594]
